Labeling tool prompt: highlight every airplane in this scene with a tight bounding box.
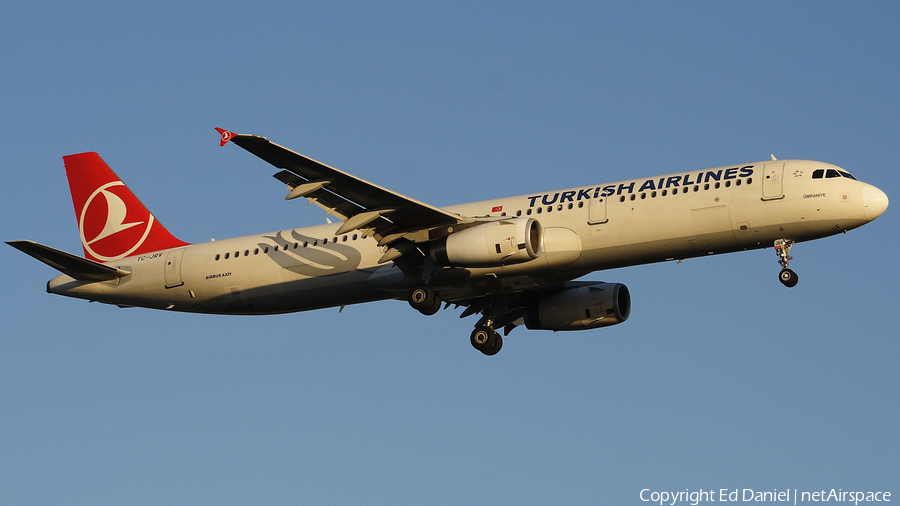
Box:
[8,129,889,355]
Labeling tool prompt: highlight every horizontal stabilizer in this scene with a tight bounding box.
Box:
[6,240,131,281]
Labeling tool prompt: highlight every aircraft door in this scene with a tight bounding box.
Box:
[164,248,186,288]
[762,162,785,200]
[588,197,608,224]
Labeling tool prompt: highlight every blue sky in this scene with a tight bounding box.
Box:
[1,1,897,504]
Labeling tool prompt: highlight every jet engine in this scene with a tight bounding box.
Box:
[524,282,630,331]
[430,218,543,267]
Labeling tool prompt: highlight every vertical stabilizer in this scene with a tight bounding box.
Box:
[63,152,189,262]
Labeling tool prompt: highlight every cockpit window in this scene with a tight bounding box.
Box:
[813,168,858,180]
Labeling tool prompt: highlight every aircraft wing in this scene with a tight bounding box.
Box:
[7,240,131,281]
[217,129,463,249]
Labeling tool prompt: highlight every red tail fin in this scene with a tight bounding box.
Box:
[63,152,189,262]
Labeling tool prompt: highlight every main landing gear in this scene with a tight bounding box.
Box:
[408,286,504,356]
[408,286,441,316]
[470,325,502,356]
[774,239,799,288]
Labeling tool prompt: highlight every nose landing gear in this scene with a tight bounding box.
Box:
[779,268,798,287]
[775,239,799,287]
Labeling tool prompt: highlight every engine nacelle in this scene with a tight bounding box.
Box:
[524,282,631,331]
[430,218,543,267]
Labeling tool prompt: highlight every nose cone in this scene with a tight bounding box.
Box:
[863,184,889,221]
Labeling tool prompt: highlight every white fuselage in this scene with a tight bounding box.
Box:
[47,160,883,314]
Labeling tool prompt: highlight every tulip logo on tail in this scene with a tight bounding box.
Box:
[79,181,155,262]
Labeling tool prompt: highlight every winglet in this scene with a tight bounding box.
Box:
[215,128,236,147]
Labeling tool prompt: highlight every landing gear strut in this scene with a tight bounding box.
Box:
[774,239,799,288]
[470,325,502,356]
[408,286,441,315]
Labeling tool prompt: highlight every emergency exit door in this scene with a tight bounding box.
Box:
[588,197,608,224]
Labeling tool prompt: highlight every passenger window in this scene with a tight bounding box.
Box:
[704,183,709,190]
[352,235,357,240]
[725,181,731,187]
[323,238,328,244]
[673,188,678,195]
[516,210,522,217]
[619,196,625,202]
[294,243,298,249]
[640,193,646,199]
[342,236,347,242]
[578,202,584,208]
[215,254,220,261]
[557,204,563,211]
[693,185,699,192]
[651,191,657,198]
[746,178,752,185]
[662,190,667,196]
[244,250,249,256]
[736,179,742,186]
[235,251,240,257]
[274,246,278,251]
[630,194,636,201]
[715,182,720,189]
[812,169,824,179]
[567,203,573,209]
[264,247,269,253]
[224,252,230,259]
[313,240,318,246]
[254,248,259,255]
[526,209,532,215]
[826,169,841,178]
[537,208,542,214]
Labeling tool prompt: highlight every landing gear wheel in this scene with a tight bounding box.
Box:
[408,286,441,315]
[470,326,502,356]
[420,294,442,316]
[774,239,799,288]
[483,333,503,356]
[779,268,799,288]
[470,326,492,350]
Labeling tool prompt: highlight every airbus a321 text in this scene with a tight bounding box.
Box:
[8,129,889,355]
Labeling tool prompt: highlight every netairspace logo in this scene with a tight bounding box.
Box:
[639,489,891,506]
